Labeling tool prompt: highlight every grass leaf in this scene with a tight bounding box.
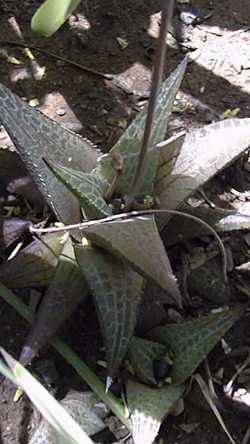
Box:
[0,348,94,444]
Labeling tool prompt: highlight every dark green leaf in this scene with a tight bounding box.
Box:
[148,307,244,384]
[75,242,143,378]
[0,84,100,224]
[128,337,167,386]
[20,238,88,365]
[46,161,112,219]
[126,380,185,444]
[84,216,181,306]
[0,232,65,288]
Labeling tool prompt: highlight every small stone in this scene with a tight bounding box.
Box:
[56,108,66,117]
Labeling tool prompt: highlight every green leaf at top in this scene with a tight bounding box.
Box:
[94,58,187,199]
[20,238,88,366]
[156,118,250,228]
[84,215,182,306]
[126,380,185,444]
[75,242,144,378]
[0,83,99,225]
[148,307,244,384]
[46,161,112,219]
[31,0,81,37]
[128,337,168,386]
[0,232,65,288]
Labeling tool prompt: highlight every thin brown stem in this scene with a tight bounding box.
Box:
[125,0,175,209]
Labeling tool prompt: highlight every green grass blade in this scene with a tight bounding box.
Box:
[0,282,131,430]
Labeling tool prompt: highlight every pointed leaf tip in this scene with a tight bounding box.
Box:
[84,215,182,306]
[148,306,244,383]
[75,243,144,377]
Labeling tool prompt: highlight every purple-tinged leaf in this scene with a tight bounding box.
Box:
[0,232,65,288]
[0,218,29,249]
[20,238,88,365]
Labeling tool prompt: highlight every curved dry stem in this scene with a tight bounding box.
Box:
[30,208,228,282]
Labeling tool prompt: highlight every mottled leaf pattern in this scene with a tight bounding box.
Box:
[46,161,112,219]
[148,307,244,384]
[0,83,100,224]
[84,216,181,305]
[20,238,88,365]
[94,59,187,198]
[0,232,65,288]
[156,118,250,227]
[75,242,143,377]
[126,380,185,444]
[29,390,105,444]
[128,337,167,386]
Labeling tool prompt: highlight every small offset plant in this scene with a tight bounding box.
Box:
[0,3,250,443]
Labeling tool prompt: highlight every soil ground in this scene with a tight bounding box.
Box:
[0,0,250,443]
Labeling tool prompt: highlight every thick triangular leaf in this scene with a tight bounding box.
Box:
[94,59,187,198]
[0,232,65,288]
[30,390,105,443]
[0,348,94,444]
[20,238,88,365]
[164,205,250,246]
[75,242,143,378]
[126,380,185,444]
[156,118,250,227]
[0,84,100,224]
[0,218,30,249]
[46,161,112,219]
[128,337,167,386]
[84,216,181,306]
[148,307,244,384]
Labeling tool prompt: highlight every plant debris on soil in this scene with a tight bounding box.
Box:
[0,0,249,443]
